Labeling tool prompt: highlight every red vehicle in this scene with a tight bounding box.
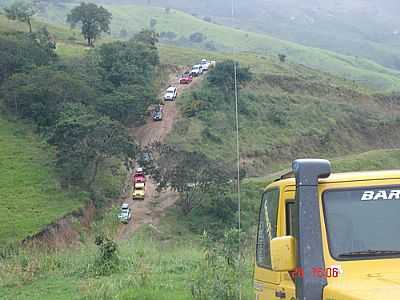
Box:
[179,72,193,84]
[133,167,145,184]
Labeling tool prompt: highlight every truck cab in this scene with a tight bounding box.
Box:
[254,159,400,300]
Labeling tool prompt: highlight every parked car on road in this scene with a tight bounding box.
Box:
[118,203,132,223]
[164,86,177,101]
[191,64,203,77]
[179,72,193,84]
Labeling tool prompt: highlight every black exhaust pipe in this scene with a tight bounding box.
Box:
[292,159,331,300]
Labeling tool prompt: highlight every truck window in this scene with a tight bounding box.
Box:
[256,189,279,268]
[286,201,295,236]
[323,186,400,260]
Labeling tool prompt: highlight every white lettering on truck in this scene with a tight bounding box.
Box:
[361,190,400,201]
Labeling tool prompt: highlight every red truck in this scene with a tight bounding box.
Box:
[179,72,193,84]
[132,167,145,184]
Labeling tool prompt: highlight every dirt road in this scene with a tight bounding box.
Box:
[117,70,203,239]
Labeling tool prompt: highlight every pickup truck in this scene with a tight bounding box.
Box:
[164,86,177,101]
[152,104,164,121]
[200,59,210,71]
[190,64,203,77]
[133,182,145,200]
[118,203,132,223]
[179,72,193,84]
[133,167,145,184]
[254,159,400,300]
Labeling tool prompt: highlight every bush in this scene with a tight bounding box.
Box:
[160,31,177,41]
[189,32,205,43]
[93,234,120,276]
[190,230,242,300]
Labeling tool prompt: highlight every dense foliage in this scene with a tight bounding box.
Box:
[0,30,159,196]
[0,32,54,83]
[4,0,36,33]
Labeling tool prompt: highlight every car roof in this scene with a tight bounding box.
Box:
[166,87,176,91]
[192,64,200,68]
[121,203,129,208]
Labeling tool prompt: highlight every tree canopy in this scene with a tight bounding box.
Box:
[67,2,112,46]
[4,1,36,33]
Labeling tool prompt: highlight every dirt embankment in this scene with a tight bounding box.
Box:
[21,201,96,249]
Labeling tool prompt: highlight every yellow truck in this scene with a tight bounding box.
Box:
[133,182,145,200]
[254,159,400,300]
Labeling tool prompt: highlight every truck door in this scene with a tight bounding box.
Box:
[277,190,296,300]
[254,188,281,299]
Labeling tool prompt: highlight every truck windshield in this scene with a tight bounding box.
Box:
[323,186,400,260]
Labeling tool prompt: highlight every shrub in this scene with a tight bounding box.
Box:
[93,234,120,276]
[189,32,205,43]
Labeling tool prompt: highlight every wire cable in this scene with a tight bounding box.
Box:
[231,0,242,299]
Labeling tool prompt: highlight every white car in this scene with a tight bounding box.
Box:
[191,64,203,77]
[200,59,210,71]
[164,86,177,101]
[118,203,132,223]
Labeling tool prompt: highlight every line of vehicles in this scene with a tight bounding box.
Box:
[151,58,215,122]
[118,167,146,224]
[120,59,216,224]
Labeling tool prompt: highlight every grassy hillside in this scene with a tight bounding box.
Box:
[168,57,400,176]
[115,0,400,71]
[249,149,400,185]
[0,117,87,245]
[36,3,400,92]
[0,213,255,300]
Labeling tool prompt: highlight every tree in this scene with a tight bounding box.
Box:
[0,33,54,83]
[159,31,176,41]
[96,84,155,125]
[4,1,36,33]
[207,60,252,96]
[50,104,136,188]
[96,40,159,88]
[143,143,232,214]
[149,18,157,29]
[133,29,159,48]
[1,67,95,127]
[119,28,128,39]
[66,2,112,47]
[189,32,205,43]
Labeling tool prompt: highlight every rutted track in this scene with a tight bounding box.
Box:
[117,69,204,240]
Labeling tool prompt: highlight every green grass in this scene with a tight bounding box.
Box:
[26,2,400,91]
[5,3,400,91]
[248,149,400,185]
[0,117,88,245]
[0,218,255,300]
[168,62,400,176]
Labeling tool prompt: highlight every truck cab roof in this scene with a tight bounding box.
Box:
[273,169,400,187]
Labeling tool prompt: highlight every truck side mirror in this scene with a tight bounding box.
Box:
[271,236,296,272]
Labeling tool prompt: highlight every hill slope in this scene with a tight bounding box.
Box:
[168,56,400,176]
[38,3,400,92]
[111,0,400,71]
[0,117,87,245]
